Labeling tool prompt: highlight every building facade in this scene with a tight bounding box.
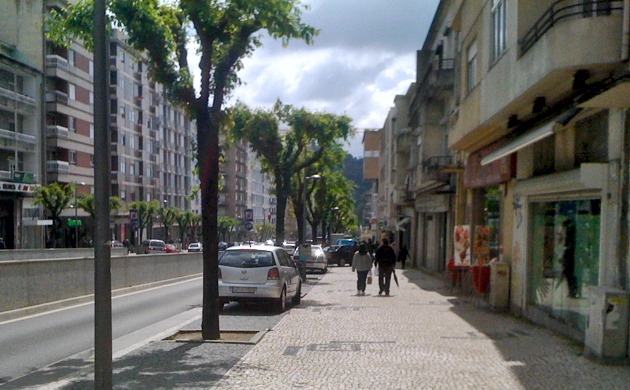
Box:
[0,0,45,249]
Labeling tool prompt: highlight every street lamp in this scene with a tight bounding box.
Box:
[301,174,321,243]
[328,206,339,244]
[162,198,167,241]
[73,181,85,248]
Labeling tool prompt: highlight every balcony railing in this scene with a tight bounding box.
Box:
[47,125,69,139]
[423,155,453,182]
[0,86,36,113]
[47,160,70,174]
[45,91,69,105]
[520,0,623,55]
[45,54,69,71]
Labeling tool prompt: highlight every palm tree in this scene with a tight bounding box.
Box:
[34,183,73,247]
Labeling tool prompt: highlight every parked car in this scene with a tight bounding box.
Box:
[188,242,203,252]
[140,239,166,254]
[282,241,296,254]
[218,245,301,312]
[292,244,328,273]
[164,244,181,253]
[324,244,356,267]
[111,240,124,247]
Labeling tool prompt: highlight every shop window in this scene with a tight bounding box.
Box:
[574,110,608,166]
[530,199,600,331]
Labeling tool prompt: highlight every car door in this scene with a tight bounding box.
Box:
[276,250,298,295]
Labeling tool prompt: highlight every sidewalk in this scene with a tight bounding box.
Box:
[65,267,628,389]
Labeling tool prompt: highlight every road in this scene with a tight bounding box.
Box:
[0,271,323,387]
[0,277,203,385]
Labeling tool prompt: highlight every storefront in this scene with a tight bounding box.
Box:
[530,199,600,331]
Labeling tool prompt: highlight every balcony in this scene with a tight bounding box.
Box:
[520,0,624,55]
[47,125,69,139]
[0,128,37,152]
[0,86,36,114]
[423,155,454,183]
[45,54,69,71]
[45,91,69,105]
[47,160,70,174]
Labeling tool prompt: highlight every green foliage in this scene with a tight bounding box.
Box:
[177,210,195,246]
[230,101,353,244]
[34,183,74,247]
[77,194,122,219]
[218,215,239,241]
[127,200,159,242]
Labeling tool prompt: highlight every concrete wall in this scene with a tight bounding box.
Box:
[0,248,128,261]
[0,252,202,313]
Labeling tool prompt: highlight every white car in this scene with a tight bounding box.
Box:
[187,242,203,252]
[293,244,328,274]
[218,245,302,312]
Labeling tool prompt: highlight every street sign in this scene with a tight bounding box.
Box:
[245,222,254,231]
[244,208,254,222]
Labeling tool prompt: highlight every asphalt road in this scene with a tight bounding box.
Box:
[0,271,324,387]
[0,277,203,385]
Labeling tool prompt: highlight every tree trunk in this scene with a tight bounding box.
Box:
[198,106,221,340]
[274,175,290,246]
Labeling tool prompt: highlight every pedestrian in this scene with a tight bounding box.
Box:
[398,244,409,269]
[352,242,373,295]
[374,238,397,296]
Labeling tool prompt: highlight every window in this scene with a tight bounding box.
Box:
[120,161,126,173]
[70,150,77,164]
[69,83,76,100]
[491,0,507,62]
[68,49,76,67]
[68,117,76,132]
[89,124,94,139]
[120,190,126,200]
[466,40,478,92]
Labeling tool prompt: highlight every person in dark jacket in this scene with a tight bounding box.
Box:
[374,238,396,296]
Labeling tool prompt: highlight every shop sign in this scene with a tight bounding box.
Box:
[464,141,515,189]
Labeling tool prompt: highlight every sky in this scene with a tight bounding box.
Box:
[226,0,440,158]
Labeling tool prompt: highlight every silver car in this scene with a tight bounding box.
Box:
[293,244,328,274]
[218,245,302,312]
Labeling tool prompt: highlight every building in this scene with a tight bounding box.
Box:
[0,0,45,249]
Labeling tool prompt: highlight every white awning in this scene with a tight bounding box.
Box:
[480,121,555,166]
[395,217,411,231]
[480,107,584,167]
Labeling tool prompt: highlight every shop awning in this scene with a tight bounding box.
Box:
[480,107,583,167]
[395,217,411,231]
[480,121,555,166]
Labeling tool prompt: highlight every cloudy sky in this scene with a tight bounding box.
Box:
[227,0,440,158]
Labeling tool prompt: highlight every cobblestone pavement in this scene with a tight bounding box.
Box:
[210,267,629,390]
[48,266,629,389]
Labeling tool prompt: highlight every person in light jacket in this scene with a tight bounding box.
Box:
[352,242,373,295]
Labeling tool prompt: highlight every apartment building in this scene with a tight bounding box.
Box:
[361,128,381,238]
[363,0,627,358]
[247,149,276,241]
[43,2,194,247]
[0,0,44,249]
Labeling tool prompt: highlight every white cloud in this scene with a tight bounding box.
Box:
[194,0,440,157]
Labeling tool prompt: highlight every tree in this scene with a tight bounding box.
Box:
[127,200,159,244]
[49,0,317,340]
[218,216,239,242]
[77,194,122,245]
[177,210,194,247]
[34,182,73,248]
[231,101,352,246]
[159,206,179,243]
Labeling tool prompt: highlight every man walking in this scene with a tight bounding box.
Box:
[374,238,396,296]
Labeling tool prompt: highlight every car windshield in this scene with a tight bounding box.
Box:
[220,250,275,268]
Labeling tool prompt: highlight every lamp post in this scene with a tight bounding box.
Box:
[73,181,85,248]
[301,174,321,243]
[162,198,167,241]
[328,206,339,244]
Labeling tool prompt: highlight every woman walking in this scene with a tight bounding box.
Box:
[352,242,373,295]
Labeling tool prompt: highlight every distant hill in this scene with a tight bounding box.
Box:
[343,155,371,225]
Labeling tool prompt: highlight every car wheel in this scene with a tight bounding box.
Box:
[291,281,301,305]
[275,287,287,313]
